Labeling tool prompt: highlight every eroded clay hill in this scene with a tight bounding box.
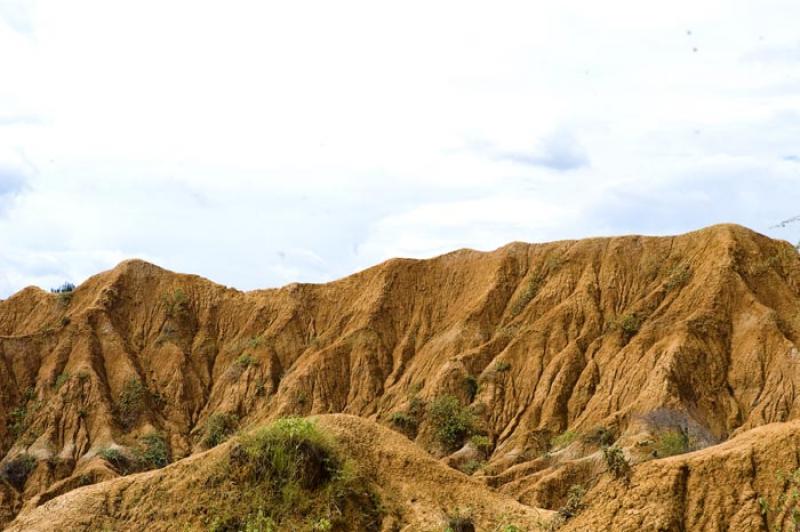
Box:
[1,223,799,530]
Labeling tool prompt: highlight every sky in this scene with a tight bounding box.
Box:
[0,0,799,297]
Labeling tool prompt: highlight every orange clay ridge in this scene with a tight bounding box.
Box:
[1,224,800,531]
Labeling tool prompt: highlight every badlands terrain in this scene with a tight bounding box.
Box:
[1,223,799,531]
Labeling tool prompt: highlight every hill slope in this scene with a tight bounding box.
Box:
[1,223,799,529]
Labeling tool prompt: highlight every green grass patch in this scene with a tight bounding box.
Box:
[550,430,578,449]
[205,417,381,531]
[202,412,239,448]
[654,429,690,458]
[53,371,70,391]
[235,354,258,368]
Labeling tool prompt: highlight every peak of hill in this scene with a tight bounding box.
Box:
[1,224,799,530]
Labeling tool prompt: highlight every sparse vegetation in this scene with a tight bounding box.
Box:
[558,483,586,520]
[654,429,690,458]
[758,467,800,531]
[494,361,512,373]
[551,430,578,449]
[205,417,381,531]
[247,336,266,350]
[53,371,70,390]
[236,354,258,367]
[602,445,631,480]
[114,378,147,429]
[389,411,418,435]
[459,459,484,475]
[8,388,40,441]
[469,434,492,456]
[163,288,189,319]
[445,507,474,532]
[641,408,716,458]
[50,282,76,293]
[618,314,642,339]
[582,426,615,447]
[98,447,131,474]
[202,412,239,448]
[665,263,692,290]
[510,274,543,317]
[51,282,76,306]
[427,395,476,451]
[0,453,36,491]
[8,405,29,439]
[97,435,171,476]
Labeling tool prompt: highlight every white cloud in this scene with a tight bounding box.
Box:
[0,0,799,296]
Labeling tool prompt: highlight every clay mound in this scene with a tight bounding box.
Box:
[562,419,800,531]
[6,414,552,531]
[0,223,799,528]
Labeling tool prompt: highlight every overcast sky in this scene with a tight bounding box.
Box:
[1,1,799,297]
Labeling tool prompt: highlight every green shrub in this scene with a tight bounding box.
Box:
[8,390,41,441]
[510,274,544,317]
[459,459,484,475]
[205,417,381,531]
[464,375,479,401]
[53,371,70,391]
[98,447,131,474]
[582,426,615,447]
[665,264,692,290]
[163,288,189,319]
[389,411,418,434]
[236,354,258,368]
[237,418,338,489]
[202,412,239,448]
[0,454,36,491]
[137,432,171,469]
[602,445,631,480]
[247,336,266,350]
[427,395,476,451]
[558,484,586,520]
[445,507,474,532]
[551,430,578,449]
[114,378,146,429]
[408,394,425,417]
[618,314,642,338]
[9,405,29,439]
[469,434,492,456]
[642,408,716,457]
[494,361,511,373]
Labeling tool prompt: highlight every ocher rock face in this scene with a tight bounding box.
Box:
[0,224,799,529]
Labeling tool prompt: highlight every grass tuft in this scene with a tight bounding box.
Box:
[205,417,381,531]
